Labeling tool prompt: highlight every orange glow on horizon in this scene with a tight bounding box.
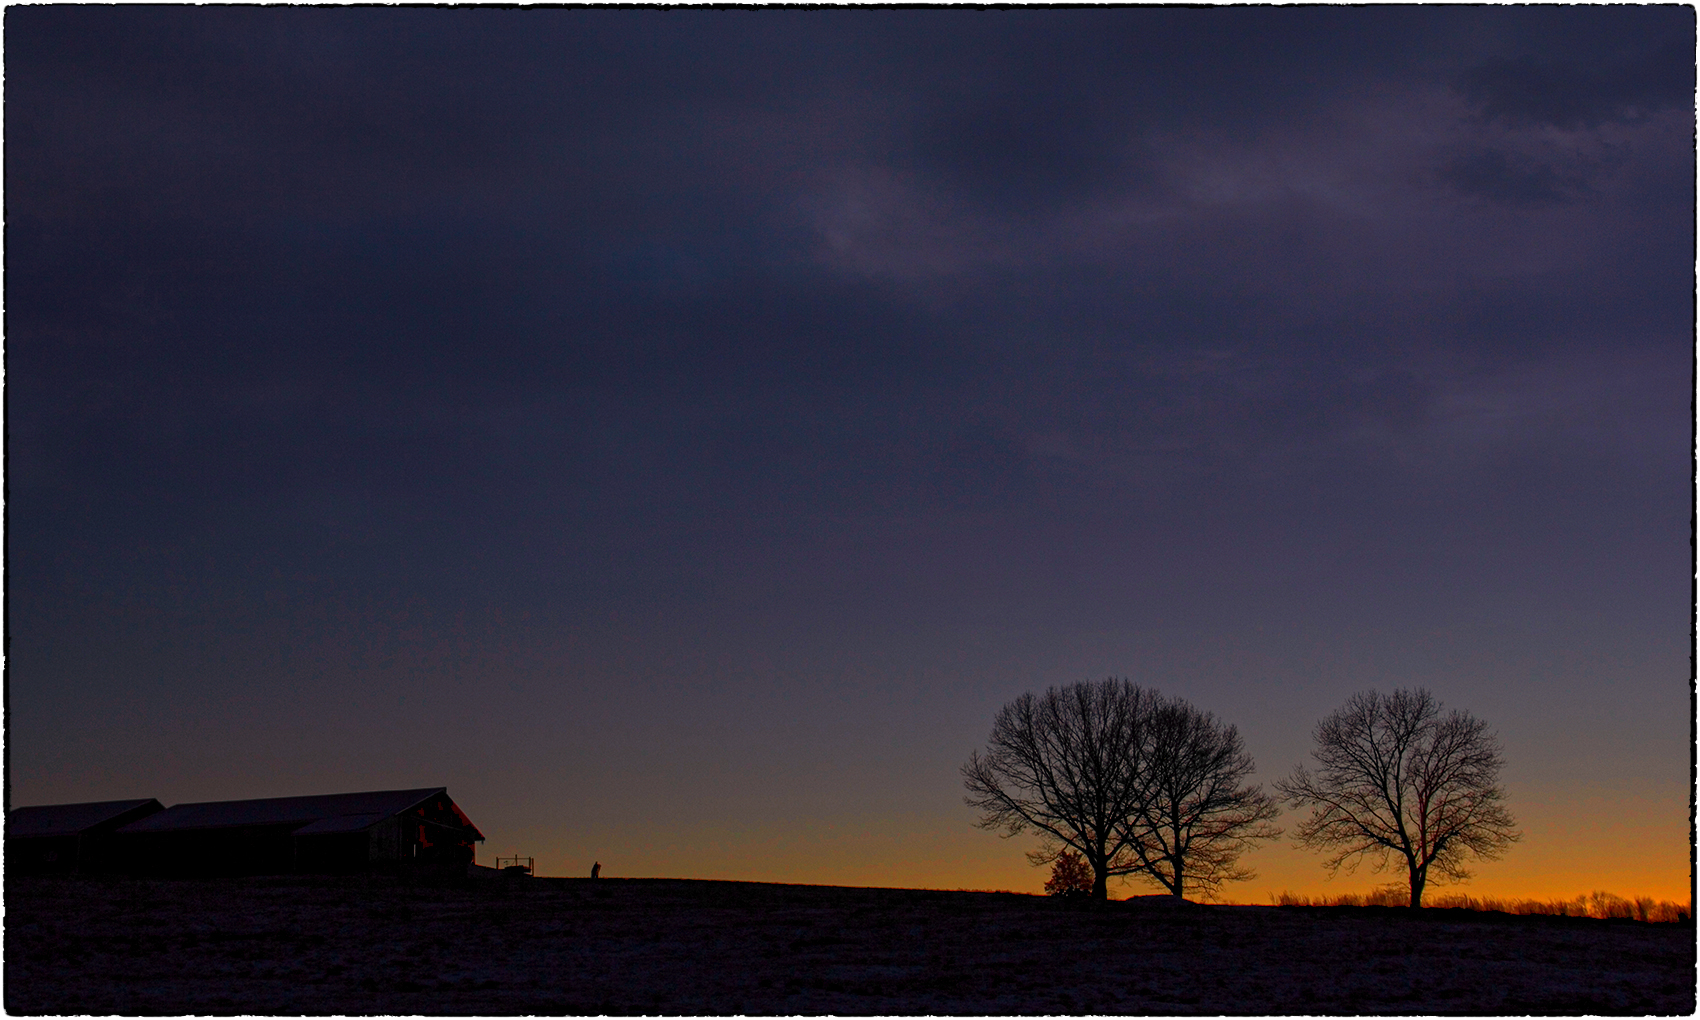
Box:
[490,783,1691,906]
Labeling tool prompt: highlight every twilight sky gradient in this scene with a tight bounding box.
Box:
[8,7,1693,900]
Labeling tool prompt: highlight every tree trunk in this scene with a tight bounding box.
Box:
[1091,868,1109,901]
[1409,865,1426,909]
[1172,860,1185,900]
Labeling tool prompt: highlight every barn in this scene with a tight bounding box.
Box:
[6,799,166,874]
[112,787,485,876]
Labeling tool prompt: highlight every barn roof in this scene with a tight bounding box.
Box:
[292,812,388,835]
[8,799,165,838]
[115,788,479,838]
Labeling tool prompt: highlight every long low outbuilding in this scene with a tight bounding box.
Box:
[95,787,486,876]
[6,798,167,874]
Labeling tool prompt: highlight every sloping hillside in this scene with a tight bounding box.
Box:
[6,875,1692,1014]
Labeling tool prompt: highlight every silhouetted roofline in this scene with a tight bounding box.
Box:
[7,799,166,838]
[115,788,473,836]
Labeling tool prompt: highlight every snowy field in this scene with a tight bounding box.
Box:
[5,874,1693,1015]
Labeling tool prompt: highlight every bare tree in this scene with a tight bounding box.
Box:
[1276,688,1520,908]
[1119,697,1281,900]
[963,678,1158,900]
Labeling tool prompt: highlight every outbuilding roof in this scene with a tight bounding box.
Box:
[116,788,480,838]
[291,812,389,835]
[8,799,165,838]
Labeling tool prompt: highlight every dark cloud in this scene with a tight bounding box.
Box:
[1459,34,1694,129]
[1439,147,1590,208]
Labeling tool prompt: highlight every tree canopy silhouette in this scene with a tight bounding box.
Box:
[963,678,1158,900]
[1043,851,1093,897]
[1119,698,1281,900]
[964,678,1279,901]
[1276,688,1519,908]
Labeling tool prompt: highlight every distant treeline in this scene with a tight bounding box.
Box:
[1270,888,1691,923]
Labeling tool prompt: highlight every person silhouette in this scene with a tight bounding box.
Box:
[591,861,601,879]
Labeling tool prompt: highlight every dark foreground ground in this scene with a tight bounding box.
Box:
[5,874,1694,1015]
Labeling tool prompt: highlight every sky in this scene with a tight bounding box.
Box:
[7,6,1693,902]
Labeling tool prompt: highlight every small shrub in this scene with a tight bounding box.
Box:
[1585,891,1635,919]
[1043,851,1093,897]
